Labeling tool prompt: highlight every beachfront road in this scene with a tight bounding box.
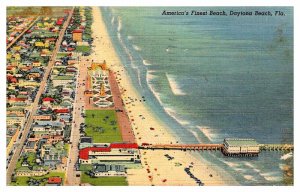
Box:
[6,9,74,185]
[65,57,90,186]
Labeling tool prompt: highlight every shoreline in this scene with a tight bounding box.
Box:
[90,6,237,186]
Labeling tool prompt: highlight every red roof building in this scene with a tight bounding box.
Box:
[79,143,139,160]
[42,97,55,102]
[8,98,26,102]
[72,29,83,33]
[56,18,64,25]
[79,147,111,160]
[67,47,75,51]
[10,77,18,83]
[48,177,62,184]
[46,37,56,42]
[54,109,70,114]
[72,29,83,42]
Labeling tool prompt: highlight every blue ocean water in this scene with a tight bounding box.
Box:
[100,7,293,185]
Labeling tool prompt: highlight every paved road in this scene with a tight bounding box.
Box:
[6,17,40,50]
[65,57,90,186]
[6,9,74,185]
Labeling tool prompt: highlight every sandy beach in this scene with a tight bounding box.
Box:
[90,7,237,186]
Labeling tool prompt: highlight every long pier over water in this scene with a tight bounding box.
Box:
[139,143,293,153]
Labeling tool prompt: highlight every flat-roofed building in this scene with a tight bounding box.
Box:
[52,75,74,87]
[72,29,83,42]
[79,143,141,164]
[90,164,126,177]
[222,138,259,156]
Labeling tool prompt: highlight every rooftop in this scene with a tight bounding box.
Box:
[53,75,74,80]
[224,138,258,146]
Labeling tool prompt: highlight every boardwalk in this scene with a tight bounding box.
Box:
[108,70,136,143]
[140,143,293,152]
[140,144,223,151]
[259,144,293,151]
[6,9,74,185]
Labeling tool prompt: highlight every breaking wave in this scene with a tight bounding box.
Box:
[165,73,186,96]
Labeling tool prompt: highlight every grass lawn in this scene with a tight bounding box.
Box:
[76,45,90,53]
[57,52,69,58]
[81,172,128,186]
[16,152,36,170]
[85,110,122,143]
[64,143,70,156]
[79,164,93,171]
[10,172,65,186]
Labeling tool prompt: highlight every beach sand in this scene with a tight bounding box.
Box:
[90,7,237,186]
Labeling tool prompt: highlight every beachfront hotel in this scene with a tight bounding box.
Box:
[79,143,141,164]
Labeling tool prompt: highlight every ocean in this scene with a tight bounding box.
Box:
[100,7,293,185]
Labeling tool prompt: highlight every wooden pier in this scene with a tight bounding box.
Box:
[259,144,293,151]
[139,143,293,153]
[140,144,223,151]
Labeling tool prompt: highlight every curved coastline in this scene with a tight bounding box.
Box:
[92,6,238,185]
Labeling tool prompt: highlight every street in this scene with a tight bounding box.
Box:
[64,57,90,185]
[6,9,74,185]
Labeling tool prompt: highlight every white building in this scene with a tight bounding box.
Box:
[223,138,260,156]
[90,164,126,177]
[79,143,141,164]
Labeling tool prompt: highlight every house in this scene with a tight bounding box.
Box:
[67,60,76,65]
[33,115,52,121]
[47,177,62,186]
[32,123,64,136]
[42,97,55,104]
[58,114,71,123]
[72,29,83,42]
[24,141,37,153]
[56,18,64,26]
[79,143,141,164]
[52,75,74,87]
[7,107,25,116]
[35,41,44,47]
[32,61,41,67]
[41,141,66,166]
[90,164,126,177]
[15,166,49,177]
[35,120,64,127]
[54,108,70,114]
[6,116,25,126]
[27,72,41,80]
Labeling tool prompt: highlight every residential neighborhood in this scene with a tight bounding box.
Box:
[6,7,96,186]
[7,6,140,186]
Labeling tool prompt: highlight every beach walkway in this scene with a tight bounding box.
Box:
[108,70,136,143]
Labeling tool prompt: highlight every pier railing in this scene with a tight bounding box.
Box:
[139,143,293,152]
[259,144,293,151]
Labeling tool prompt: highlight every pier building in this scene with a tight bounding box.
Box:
[222,138,259,156]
